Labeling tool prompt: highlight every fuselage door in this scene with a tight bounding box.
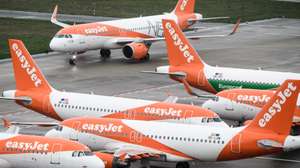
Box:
[225,93,235,111]
[50,143,62,166]
[230,133,241,153]
[69,121,81,141]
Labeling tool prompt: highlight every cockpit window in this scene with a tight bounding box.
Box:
[84,151,94,156]
[55,125,63,131]
[55,34,73,38]
[72,151,94,157]
[213,117,222,122]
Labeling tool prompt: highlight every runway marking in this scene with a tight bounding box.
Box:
[256,157,300,163]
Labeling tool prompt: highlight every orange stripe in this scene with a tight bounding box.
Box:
[63,117,193,159]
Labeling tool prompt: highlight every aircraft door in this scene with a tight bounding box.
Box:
[69,121,81,141]
[225,93,235,111]
[230,133,241,153]
[50,143,62,166]
[184,110,194,124]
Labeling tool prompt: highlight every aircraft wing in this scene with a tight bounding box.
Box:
[0,96,31,102]
[113,146,163,162]
[141,71,186,78]
[163,95,178,103]
[188,16,230,23]
[51,5,70,28]
[116,18,240,45]
[1,118,59,128]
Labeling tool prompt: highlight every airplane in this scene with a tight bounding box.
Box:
[0,120,105,168]
[143,19,300,95]
[0,39,227,127]
[202,88,300,124]
[49,0,236,65]
[44,79,300,168]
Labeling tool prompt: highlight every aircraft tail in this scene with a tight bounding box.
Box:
[8,39,52,93]
[247,80,300,135]
[162,19,206,67]
[172,0,195,14]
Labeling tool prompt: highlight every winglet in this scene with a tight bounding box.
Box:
[1,118,11,128]
[51,5,69,28]
[229,17,241,35]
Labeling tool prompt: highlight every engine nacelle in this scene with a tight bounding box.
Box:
[243,120,252,126]
[95,152,130,168]
[122,43,149,60]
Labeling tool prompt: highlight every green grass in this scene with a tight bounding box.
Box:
[1,0,300,21]
[0,18,59,59]
[0,0,300,59]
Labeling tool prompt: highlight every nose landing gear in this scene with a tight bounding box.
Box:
[100,49,111,60]
[69,55,77,65]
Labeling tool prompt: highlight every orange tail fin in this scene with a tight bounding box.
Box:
[162,19,205,67]
[172,0,195,14]
[8,39,52,92]
[247,80,300,135]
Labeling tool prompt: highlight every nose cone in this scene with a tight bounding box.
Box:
[49,38,61,51]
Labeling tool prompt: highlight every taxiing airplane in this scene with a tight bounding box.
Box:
[144,19,300,95]
[0,39,227,127]
[45,79,300,168]
[0,121,104,168]
[49,0,234,65]
[202,88,300,124]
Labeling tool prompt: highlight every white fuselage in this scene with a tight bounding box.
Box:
[0,133,104,168]
[46,119,300,162]
[50,13,180,52]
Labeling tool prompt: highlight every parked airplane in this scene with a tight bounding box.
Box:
[45,79,300,168]
[202,88,300,124]
[0,121,105,168]
[0,39,227,127]
[49,0,234,65]
[144,19,300,95]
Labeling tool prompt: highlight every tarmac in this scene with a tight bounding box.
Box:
[0,18,300,167]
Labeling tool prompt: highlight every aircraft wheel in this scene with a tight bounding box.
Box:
[69,55,77,65]
[100,49,111,59]
[176,162,190,168]
[69,58,77,65]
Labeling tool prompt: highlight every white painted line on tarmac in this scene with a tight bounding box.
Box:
[256,156,300,163]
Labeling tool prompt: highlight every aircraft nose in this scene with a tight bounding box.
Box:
[202,100,213,110]
[49,38,59,51]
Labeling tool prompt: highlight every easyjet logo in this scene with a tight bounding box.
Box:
[259,82,297,127]
[85,26,108,34]
[165,22,194,63]
[82,123,123,134]
[6,141,49,151]
[144,107,182,117]
[180,0,189,11]
[12,43,42,87]
[237,94,271,104]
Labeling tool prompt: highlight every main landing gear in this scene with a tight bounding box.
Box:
[176,162,190,168]
[100,49,111,60]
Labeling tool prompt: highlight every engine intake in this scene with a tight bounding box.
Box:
[122,43,149,60]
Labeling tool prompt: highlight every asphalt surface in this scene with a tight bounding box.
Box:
[0,18,300,167]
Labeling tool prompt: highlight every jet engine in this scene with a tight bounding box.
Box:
[95,152,130,168]
[122,43,149,60]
